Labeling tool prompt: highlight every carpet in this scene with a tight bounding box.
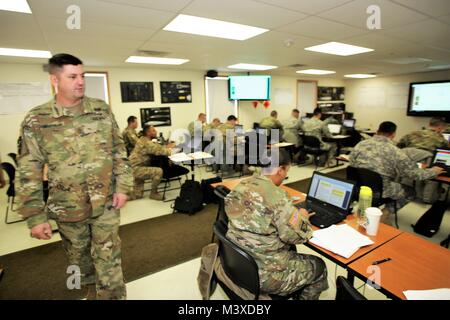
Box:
[0,168,346,299]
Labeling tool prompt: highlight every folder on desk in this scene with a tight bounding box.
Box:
[309,224,374,259]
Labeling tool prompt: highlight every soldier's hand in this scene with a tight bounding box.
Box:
[167,142,176,149]
[113,192,128,209]
[30,222,52,240]
[431,166,445,175]
[299,208,315,219]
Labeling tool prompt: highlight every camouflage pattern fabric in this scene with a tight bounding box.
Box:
[225,174,328,298]
[397,129,449,153]
[301,117,336,161]
[132,166,163,199]
[122,127,139,155]
[349,135,438,209]
[282,116,302,147]
[259,116,283,130]
[16,97,133,228]
[57,204,126,299]
[188,120,205,137]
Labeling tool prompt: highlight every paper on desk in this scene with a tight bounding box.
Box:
[309,224,374,259]
[188,151,214,160]
[169,152,192,162]
[403,288,450,300]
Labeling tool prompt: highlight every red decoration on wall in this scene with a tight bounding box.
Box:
[263,100,270,109]
[252,101,258,108]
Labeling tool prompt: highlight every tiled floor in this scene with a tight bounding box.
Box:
[1,162,449,300]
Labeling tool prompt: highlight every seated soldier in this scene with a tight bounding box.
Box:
[122,115,139,156]
[225,150,328,299]
[398,117,449,153]
[129,125,177,201]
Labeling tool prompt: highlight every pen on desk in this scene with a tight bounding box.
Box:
[372,258,391,265]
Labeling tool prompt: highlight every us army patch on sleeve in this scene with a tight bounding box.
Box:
[289,210,299,228]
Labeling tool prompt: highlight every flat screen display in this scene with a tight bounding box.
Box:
[407,80,450,118]
[229,75,271,100]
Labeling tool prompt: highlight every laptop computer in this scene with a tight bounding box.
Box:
[431,148,450,177]
[343,119,356,129]
[328,124,342,135]
[295,172,356,228]
[442,132,450,143]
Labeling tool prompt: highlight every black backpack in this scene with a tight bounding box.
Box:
[173,180,204,215]
[201,176,222,204]
[412,201,448,237]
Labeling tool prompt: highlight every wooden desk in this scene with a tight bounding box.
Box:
[348,231,450,300]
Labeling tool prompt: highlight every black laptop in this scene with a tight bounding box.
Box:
[431,148,450,177]
[295,172,356,228]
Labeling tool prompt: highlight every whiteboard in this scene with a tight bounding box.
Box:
[0,82,52,115]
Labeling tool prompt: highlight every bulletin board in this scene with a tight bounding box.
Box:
[120,81,154,103]
[160,81,192,103]
[140,107,171,127]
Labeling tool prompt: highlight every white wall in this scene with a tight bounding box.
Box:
[0,62,205,158]
[345,70,450,138]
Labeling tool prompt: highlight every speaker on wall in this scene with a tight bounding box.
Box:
[206,70,218,78]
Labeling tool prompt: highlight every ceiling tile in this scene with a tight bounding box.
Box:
[182,0,307,29]
[254,0,354,15]
[391,0,450,17]
[97,0,192,12]
[0,11,48,49]
[318,0,429,29]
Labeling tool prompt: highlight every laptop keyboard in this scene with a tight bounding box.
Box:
[294,202,345,228]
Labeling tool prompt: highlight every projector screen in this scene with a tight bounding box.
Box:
[407,80,450,118]
[229,75,271,100]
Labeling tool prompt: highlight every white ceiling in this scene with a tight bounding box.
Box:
[0,0,449,78]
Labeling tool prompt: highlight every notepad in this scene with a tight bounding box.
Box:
[403,288,450,300]
[309,224,374,259]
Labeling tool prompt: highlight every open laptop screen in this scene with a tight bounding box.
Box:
[328,124,342,134]
[443,133,450,143]
[308,173,354,211]
[433,148,450,167]
[343,119,355,128]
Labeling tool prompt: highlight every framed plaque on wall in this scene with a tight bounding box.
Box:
[160,81,192,103]
[120,82,154,102]
[140,107,171,127]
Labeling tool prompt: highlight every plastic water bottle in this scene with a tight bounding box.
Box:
[357,186,372,225]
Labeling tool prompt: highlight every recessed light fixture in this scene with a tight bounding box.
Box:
[125,56,189,65]
[228,63,277,71]
[0,0,32,14]
[344,74,377,79]
[163,14,268,41]
[296,69,336,75]
[0,47,51,58]
[305,42,374,56]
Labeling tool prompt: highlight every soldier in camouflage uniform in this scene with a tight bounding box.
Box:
[129,125,177,201]
[187,113,206,137]
[122,115,139,156]
[301,108,337,166]
[397,117,449,153]
[349,121,444,216]
[16,54,133,300]
[225,150,328,299]
[204,118,221,132]
[259,110,283,139]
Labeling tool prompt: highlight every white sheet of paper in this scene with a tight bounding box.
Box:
[403,288,450,300]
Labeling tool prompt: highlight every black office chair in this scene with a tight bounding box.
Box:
[213,221,302,300]
[2,162,23,224]
[335,276,367,300]
[346,166,399,228]
[302,135,329,169]
[7,153,18,167]
[210,185,231,242]
[252,122,260,130]
[149,155,189,201]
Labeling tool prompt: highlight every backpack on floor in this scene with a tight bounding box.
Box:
[412,201,448,237]
[201,176,222,204]
[173,180,204,215]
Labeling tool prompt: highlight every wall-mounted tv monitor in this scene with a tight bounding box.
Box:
[407,80,450,120]
[229,75,271,100]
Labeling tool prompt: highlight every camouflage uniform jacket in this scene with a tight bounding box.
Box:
[122,127,139,153]
[188,120,205,137]
[129,136,171,169]
[349,135,438,199]
[16,97,133,228]
[397,129,448,152]
[282,116,302,147]
[301,118,331,140]
[259,117,283,130]
[225,174,313,280]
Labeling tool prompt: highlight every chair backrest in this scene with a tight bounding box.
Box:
[214,185,231,225]
[1,162,16,197]
[335,276,367,300]
[213,221,260,299]
[7,153,18,167]
[302,135,321,149]
[346,166,384,203]
[253,122,260,130]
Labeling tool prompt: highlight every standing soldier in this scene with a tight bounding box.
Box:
[122,115,140,156]
[16,53,133,300]
[225,150,328,299]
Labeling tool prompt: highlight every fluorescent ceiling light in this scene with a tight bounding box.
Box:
[296,69,335,75]
[163,14,268,41]
[344,74,377,79]
[228,63,277,71]
[0,48,51,58]
[0,0,32,13]
[125,56,189,65]
[305,42,374,56]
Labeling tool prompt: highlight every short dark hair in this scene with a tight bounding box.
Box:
[313,107,322,116]
[429,117,446,127]
[270,110,278,117]
[377,121,397,134]
[292,109,300,114]
[127,116,137,124]
[48,53,83,74]
[143,125,153,135]
[227,115,237,121]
